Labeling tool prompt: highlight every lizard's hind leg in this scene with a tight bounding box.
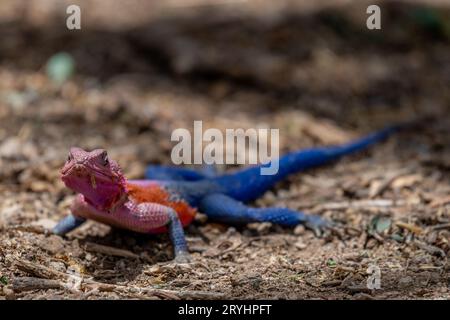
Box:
[52,214,86,235]
[199,193,330,235]
[167,209,191,263]
[145,164,218,181]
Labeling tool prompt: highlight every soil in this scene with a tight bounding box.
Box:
[0,0,449,299]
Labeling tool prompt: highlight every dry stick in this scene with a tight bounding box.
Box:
[13,258,225,299]
[208,240,244,258]
[317,199,406,211]
[14,258,69,280]
[413,241,446,258]
[345,285,372,294]
[11,277,63,292]
[369,169,411,198]
[431,223,450,230]
[84,242,140,259]
[7,224,49,235]
[430,195,450,208]
[395,222,423,235]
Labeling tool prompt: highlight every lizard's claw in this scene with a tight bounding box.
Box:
[304,215,334,237]
[173,251,192,264]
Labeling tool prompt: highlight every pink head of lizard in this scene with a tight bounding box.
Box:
[61,147,127,211]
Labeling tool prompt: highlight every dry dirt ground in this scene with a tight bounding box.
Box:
[0,0,449,299]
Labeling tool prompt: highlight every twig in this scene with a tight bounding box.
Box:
[321,280,342,287]
[430,195,450,208]
[369,169,410,198]
[413,241,446,258]
[431,223,450,230]
[7,224,48,235]
[345,285,372,294]
[318,199,405,211]
[13,258,225,299]
[418,265,443,271]
[372,232,385,243]
[210,240,243,258]
[84,242,140,259]
[11,277,63,292]
[14,258,69,280]
[117,286,224,300]
[395,222,423,235]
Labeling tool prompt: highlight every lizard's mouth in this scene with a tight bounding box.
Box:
[61,163,126,211]
[61,163,117,189]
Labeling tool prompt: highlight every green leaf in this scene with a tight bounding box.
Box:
[0,275,8,285]
[368,215,391,235]
[327,258,337,268]
[46,52,75,84]
[391,234,404,243]
[375,217,391,234]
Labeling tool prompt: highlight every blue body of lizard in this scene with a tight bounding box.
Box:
[146,125,399,232]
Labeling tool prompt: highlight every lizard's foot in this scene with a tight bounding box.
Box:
[304,215,334,237]
[173,251,192,264]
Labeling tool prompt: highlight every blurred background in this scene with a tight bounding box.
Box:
[0,0,449,299]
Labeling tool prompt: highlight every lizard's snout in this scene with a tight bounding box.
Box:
[61,163,87,177]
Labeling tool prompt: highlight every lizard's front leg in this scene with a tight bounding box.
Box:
[53,214,86,235]
[53,194,191,262]
[127,202,191,263]
[167,209,190,263]
[52,195,86,235]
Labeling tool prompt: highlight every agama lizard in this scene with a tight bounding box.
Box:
[53,126,399,262]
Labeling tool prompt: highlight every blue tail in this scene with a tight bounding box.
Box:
[214,125,401,202]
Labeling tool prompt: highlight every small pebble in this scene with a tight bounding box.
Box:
[3,286,15,299]
[48,261,67,272]
[195,213,208,224]
[39,235,65,254]
[294,225,305,235]
[32,218,57,230]
[247,222,272,234]
[294,240,307,250]
[398,276,413,288]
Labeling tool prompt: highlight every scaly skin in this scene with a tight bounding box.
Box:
[53,126,400,262]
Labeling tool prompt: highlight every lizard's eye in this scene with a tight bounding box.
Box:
[67,154,73,162]
[102,152,109,166]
